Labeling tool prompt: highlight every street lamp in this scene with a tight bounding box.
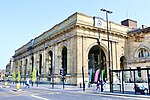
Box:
[97,28,103,92]
[100,8,113,92]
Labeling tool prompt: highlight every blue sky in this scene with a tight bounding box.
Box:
[0,0,150,69]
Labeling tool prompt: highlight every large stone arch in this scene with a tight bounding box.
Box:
[58,43,70,75]
[86,42,108,61]
[61,46,68,76]
[59,43,69,53]
[24,58,28,79]
[39,54,42,75]
[87,44,107,83]
[31,56,34,72]
[48,50,53,76]
[45,47,54,76]
[20,60,22,76]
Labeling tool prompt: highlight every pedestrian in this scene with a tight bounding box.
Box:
[25,78,30,88]
[103,78,108,90]
[85,80,88,89]
[96,81,100,91]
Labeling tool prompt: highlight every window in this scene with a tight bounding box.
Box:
[138,49,150,58]
[62,46,67,76]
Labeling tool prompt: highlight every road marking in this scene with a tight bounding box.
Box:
[31,94,50,100]
[89,93,150,100]
[48,92,60,94]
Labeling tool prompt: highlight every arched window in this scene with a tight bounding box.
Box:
[138,49,150,58]
[31,56,34,72]
[25,59,28,79]
[62,46,67,76]
[48,51,53,75]
[20,61,22,75]
[39,54,42,75]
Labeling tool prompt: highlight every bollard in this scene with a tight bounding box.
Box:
[4,82,8,86]
[16,83,20,90]
[80,82,82,88]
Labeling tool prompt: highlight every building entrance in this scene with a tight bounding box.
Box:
[88,45,107,83]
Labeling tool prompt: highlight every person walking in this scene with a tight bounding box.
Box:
[96,81,100,91]
[25,78,30,88]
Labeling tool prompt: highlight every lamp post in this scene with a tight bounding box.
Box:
[100,8,113,92]
[97,29,103,92]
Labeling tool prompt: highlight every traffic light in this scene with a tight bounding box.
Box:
[60,68,64,76]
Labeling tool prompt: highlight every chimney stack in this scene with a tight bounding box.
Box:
[121,19,137,29]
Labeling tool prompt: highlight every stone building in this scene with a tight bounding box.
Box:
[6,63,11,77]
[126,26,150,82]
[11,12,150,85]
[0,70,5,80]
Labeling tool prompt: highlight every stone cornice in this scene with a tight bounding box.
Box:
[14,24,77,57]
[14,26,77,59]
[127,27,150,42]
[128,27,150,34]
[76,24,128,39]
[13,12,129,59]
[15,12,78,56]
[128,58,150,64]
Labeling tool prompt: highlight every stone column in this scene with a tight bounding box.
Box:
[43,48,46,77]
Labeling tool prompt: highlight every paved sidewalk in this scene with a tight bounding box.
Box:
[28,83,150,99]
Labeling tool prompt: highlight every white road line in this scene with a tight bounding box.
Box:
[31,94,50,100]
[110,95,149,100]
[90,93,150,100]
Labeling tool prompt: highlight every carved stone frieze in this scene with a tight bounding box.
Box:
[134,33,145,42]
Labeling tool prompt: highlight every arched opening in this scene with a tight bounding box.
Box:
[16,62,18,72]
[120,56,126,70]
[25,59,28,79]
[31,56,34,72]
[88,45,106,83]
[20,61,22,75]
[62,46,67,76]
[39,54,42,75]
[48,51,53,76]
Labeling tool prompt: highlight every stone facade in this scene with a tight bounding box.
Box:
[11,12,150,85]
[0,70,5,80]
